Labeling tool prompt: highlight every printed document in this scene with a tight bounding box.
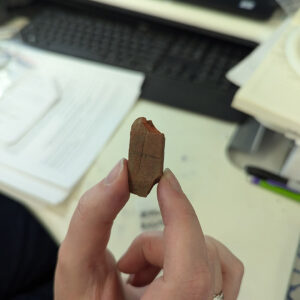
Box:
[0,41,144,204]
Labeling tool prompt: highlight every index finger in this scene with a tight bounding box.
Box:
[157,169,210,283]
[61,159,130,263]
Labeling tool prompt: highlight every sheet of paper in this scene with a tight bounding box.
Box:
[231,10,300,139]
[0,40,144,203]
[0,71,59,145]
[276,0,300,15]
[226,18,291,87]
[0,163,67,204]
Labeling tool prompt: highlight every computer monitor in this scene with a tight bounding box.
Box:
[180,0,278,19]
[63,0,279,43]
[82,0,278,20]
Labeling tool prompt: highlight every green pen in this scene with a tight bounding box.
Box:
[255,178,300,203]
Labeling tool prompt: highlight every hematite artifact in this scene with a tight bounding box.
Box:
[128,117,165,197]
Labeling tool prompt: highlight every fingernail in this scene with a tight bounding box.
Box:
[164,168,182,193]
[104,159,124,185]
[127,274,135,285]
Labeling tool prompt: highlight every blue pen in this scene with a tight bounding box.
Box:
[246,166,300,194]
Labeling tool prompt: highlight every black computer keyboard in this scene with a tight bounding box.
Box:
[21,5,255,122]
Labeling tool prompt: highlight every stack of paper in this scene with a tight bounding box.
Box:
[231,10,300,140]
[0,41,144,204]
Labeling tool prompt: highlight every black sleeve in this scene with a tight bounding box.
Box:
[0,194,58,300]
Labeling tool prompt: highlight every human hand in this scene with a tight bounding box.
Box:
[55,159,244,300]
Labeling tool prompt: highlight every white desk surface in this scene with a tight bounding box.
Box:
[18,100,300,300]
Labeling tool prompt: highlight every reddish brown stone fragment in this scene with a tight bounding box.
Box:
[128,117,165,197]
